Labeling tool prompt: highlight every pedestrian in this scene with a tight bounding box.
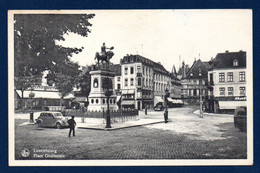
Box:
[67,116,76,137]
[145,105,148,115]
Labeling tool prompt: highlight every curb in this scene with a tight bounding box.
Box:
[77,120,165,131]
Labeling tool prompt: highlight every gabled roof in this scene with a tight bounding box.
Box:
[212,51,246,69]
[185,59,209,79]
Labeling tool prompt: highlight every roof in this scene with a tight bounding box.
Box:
[212,51,246,69]
[177,65,189,76]
[202,61,211,69]
[114,64,121,76]
[185,59,209,79]
[121,54,169,75]
[16,90,74,99]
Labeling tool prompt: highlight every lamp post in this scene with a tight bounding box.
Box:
[199,68,203,118]
[164,88,170,123]
[29,90,35,123]
[103,76,112,128]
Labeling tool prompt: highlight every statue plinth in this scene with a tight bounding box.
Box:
[87,66,118,112]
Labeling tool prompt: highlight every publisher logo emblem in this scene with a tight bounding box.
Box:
[21,149,30,158]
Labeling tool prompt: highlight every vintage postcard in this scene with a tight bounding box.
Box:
[8,10,253,166]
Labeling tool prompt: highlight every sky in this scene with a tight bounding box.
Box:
[56,10,252,72]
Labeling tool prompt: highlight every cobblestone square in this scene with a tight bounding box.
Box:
[14,107,247,160]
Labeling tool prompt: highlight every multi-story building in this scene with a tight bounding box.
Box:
[169,72,182,99]
[120,54,171,110]
[181,59,210,104]
[207,50,247,113]
[113,64,122,108]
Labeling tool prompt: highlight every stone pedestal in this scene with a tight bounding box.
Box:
[88,67,118,112]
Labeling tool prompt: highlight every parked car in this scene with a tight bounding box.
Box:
[154,104,165,111]
[36,111,69,129]
[234,106,247,132]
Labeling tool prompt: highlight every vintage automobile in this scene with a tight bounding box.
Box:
[154,104,165,111]
[234,106,247,132]
[36,111,69,129]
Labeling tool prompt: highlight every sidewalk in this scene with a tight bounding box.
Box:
[193,110,234,117]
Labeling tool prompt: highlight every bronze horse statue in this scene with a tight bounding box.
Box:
[95,48,114,64]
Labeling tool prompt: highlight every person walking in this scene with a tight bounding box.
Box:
[67,116,76,137]
[145,105,148,115]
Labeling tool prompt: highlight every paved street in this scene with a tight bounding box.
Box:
[14,106,247,160]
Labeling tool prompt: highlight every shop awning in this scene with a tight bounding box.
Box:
[122,89,135,94]
[167,98,177,103]
[121,100,135,105]
[219,101,246,109]
[154,96,164,106]
[176,99,183,104]
[16,90,74,99]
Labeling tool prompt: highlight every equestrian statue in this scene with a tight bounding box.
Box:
[95,43,114,64]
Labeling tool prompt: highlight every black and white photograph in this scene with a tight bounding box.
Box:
[8,10,253,166]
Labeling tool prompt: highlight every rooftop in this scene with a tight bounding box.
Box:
[211,51,246,69]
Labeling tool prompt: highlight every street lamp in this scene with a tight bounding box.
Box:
[164,88,170,123]
[29,90,35,123]
[199,68,203,118]
[103,77,113,128]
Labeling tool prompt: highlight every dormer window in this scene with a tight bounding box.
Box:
[233,59,238,67]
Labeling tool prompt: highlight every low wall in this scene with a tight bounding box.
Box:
[63,109,139,124]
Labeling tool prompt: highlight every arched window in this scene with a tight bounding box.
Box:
[93,78,98,88]
[96,99,99,104]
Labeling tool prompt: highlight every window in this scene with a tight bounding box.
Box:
[228,87,233,96]
[219,73,225,82]
[137,66,141,73]
[233,59,238,66]
[125,78,128,86]
[240,87,246,96]
[103,99,105,104]
[219,87,225,96]
[138,78,142,86]
[227,72,233,82]
[130,67,134,74]
[239,72,245,81]
[130,78,134,86]
[91,99,94,104]
[117,77,120,81]
[125,67,128,75]
[96,99,99,104]
[117,84,121,89]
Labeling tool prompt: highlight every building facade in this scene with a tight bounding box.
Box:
[120,54,171,110]
[181,59,209,104]
[207,50,247,113]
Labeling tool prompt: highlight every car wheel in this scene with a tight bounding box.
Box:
[56,123,62,129]
[37,121,43,128]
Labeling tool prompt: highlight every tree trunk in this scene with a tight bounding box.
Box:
[21,90,25,113]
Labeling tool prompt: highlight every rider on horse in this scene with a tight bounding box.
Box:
[95,43,114,64]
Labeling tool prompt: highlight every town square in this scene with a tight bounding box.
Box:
[9,10,252,165]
